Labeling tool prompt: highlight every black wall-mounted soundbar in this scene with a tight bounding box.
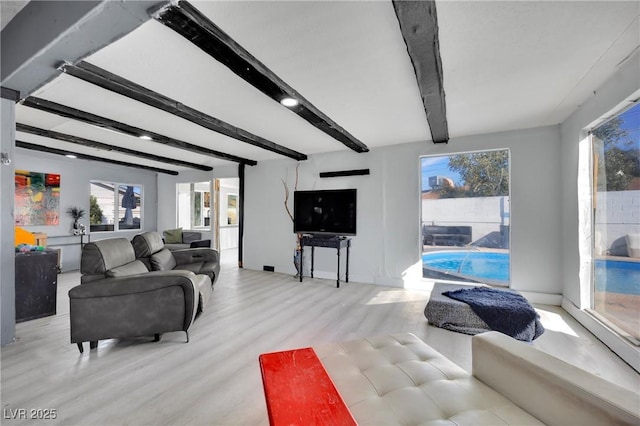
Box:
[319,169,370,178]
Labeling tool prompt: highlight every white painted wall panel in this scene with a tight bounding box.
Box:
[13,149,159,271]
[244,125,562,296]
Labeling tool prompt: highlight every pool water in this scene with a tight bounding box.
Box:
[422,251,510,284]
[422,251,640,295]
[594,260,640,295]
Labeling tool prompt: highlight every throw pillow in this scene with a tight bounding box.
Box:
[163,228,183,244]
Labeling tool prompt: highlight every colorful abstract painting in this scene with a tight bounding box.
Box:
[15,170,61,226]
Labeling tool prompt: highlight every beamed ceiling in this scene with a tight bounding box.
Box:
[2,1,639,175]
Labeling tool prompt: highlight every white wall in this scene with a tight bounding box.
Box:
[244,125,562,298]
[14,149,159,271]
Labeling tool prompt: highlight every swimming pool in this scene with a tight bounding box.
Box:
[594,259,640,295]
[422,251,640,294]
[422,251,510,285]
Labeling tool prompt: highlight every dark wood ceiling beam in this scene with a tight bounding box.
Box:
[1,87,20,101]
[152,0,369,154]
[16,123,212,172]
[59,61,307,161]
[16,140,179,175]
[21,96,258,166]
[392,0,449,144]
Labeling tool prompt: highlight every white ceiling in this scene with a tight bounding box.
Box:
[11,1,640,174]
[0,0,29,31]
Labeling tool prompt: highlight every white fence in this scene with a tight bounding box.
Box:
[422,191,639,253]
[421,195,509,244]
[595,190,640,254]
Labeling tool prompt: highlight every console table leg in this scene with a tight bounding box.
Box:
[346,245,350,283]
[299,246,304,283]
[336,247,341,288]
[311,246,315,278]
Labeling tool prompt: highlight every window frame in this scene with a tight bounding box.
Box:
[419,148,512,287]
[89,181,143,233]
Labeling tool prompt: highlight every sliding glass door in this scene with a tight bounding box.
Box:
[590,102,640,343]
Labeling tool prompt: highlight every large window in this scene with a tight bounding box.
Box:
[90,182,142,232]
[177,182,211,229]
[421,149,510,286]
[590,102,640,343]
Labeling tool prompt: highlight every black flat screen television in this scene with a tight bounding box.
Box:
[293,189,357,236]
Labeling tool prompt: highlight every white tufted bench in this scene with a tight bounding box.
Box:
[313,332,640,425]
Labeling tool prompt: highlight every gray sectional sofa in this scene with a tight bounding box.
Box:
[69,232,220,353]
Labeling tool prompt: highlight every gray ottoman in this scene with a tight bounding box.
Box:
[425,282,545,342]
[424,283,492,335]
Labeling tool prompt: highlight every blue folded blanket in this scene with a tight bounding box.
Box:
[443,287,544,341]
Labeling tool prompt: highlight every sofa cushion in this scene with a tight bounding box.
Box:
[163,228,183,244]
[132,232,165,258]
[106,260,149,278]
[314,333,543,425]
[150,248,177,271]
[81,238,136,276]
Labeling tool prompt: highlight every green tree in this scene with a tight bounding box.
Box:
[89,195,103,225]
[592,117,638,191]
[444,151,509,197]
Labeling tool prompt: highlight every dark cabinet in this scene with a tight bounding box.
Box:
[15,250,58,322]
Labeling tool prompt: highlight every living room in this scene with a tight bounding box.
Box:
[1,1,639,424]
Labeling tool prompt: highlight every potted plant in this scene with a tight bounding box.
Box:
[66,206,85,233]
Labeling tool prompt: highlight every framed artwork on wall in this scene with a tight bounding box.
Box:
[15,170,61,226]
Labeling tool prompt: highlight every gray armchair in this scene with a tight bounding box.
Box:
[70,238,209,353]
[132,231,220,286]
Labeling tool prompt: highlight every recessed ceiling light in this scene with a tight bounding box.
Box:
[280,97,299,108]
[65,154,77,159]
[139,135,153,140]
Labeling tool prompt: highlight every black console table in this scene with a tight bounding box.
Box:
[299,236,351,288]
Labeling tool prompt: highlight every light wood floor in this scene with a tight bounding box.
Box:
[2,249,638,425]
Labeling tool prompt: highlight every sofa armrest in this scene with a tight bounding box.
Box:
[69,271,198,343]
[69,270,198,299]
[189,239,211,248]
[472,331,640,425]
[182,231,203,243]
[172,248,219,265]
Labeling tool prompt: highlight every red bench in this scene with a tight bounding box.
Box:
[258,347,356,426]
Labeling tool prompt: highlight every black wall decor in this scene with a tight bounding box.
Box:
[319,169,370,178]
